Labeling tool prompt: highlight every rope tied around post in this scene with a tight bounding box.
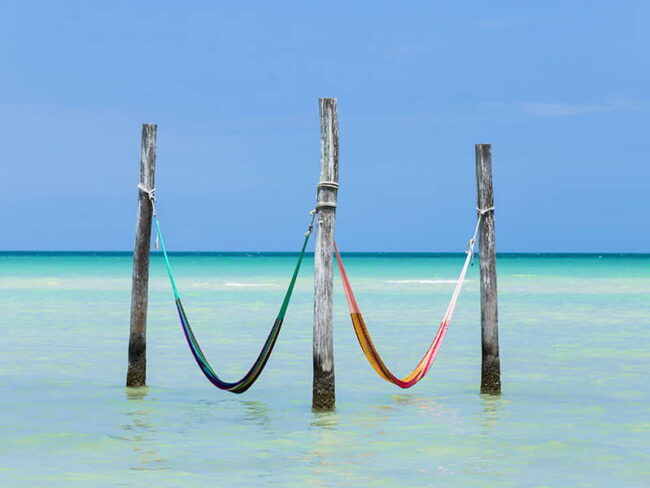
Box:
[316,201,337,209]
[317,181,339,190]
[467,206,495,266]
[476,206,494,216]
[315,180,338,218]
[138,183,159,249]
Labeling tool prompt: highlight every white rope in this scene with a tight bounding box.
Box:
[316,201,337,209]
[137,184,159,249]
[138,183,155,202]
[477,206,494,216]
[466,206,495,264]
[304,209,318,236]
[317,181,339,190]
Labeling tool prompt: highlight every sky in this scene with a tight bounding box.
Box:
[0,1,648,252]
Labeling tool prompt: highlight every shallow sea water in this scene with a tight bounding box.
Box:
[1,253,649,487]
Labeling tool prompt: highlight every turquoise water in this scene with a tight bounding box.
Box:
[1,252,649,487]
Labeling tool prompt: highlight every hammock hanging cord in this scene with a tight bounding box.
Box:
[334,208,492,389]
[140,184,316,393]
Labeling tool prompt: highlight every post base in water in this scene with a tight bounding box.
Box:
[481,359,501,395]
[126,360,146,387]
[126,335,147,387]
[312,371,335,410]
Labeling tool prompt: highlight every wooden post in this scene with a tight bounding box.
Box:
[126,124,157,387]
[313,98,339,410]
[475,144,501,394]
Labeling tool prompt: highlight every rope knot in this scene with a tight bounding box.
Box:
[476,206,494,216]
[138,184,159,249]
[138,183,156,202]
[465,236,477,265]
[305,207,318,235]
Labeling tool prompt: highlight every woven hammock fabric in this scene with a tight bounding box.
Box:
[154,217,311,394]
[334,241,475,388]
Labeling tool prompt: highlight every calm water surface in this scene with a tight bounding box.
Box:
[1,253,649,487]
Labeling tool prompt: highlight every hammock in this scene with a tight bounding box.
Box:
[334,213,486,388]
[149,190,314,393]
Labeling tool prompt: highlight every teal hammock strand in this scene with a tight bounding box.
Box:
[154,215,313,393]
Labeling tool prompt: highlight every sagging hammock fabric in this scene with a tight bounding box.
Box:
[334,237,476,389]
[153,215,312,394]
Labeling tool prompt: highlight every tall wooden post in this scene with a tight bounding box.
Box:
[475,144,501,394]
[126,124,157,387]
[313,98,339,410]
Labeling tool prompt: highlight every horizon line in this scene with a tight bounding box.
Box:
[0,250,648,257]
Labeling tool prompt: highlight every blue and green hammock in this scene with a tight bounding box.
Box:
[153,204,314,394]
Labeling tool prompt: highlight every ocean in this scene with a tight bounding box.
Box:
[1,252,648,487]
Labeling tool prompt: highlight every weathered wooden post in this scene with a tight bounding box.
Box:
[126,123,157,387]
[313,98,339,410]
[475,144,501,394]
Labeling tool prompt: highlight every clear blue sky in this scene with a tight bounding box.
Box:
[1,1,647,252]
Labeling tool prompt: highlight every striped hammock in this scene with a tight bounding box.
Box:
[154,215,313,394]
[334,230,477,388]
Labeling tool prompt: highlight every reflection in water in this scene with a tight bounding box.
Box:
[118,387,169,471]
[479,394,506,435]
[391,393,442,411]
[191,398,229,426]
[185,398,273,431]
[304,410,353,486]
[299,393,508,486]
[124,386,149,402]
[448,394,508,478]
[241,400,272,428]
[310,409,340,430]
[389,393,463,432]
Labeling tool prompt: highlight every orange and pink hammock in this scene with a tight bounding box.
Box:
[334,216,482,388]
